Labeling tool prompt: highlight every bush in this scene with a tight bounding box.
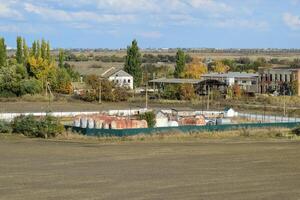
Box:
[19,79,43,96]
[80,91,97,102]
[12,115,39,136]
[113,87,130,102]
[12,115,64,138]
[0,120,12,133]
[292,127,300,136]
[37,115,64,138]
[138,112,156,128]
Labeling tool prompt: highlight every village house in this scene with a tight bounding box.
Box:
[102,68,134,89]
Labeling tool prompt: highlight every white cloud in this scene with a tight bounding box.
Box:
[24,3,136,23]
[215,19,269,30]
[96,0,159,13]
[0,2,23,20]
[136,31,162,39]
[283,13,300,30]
[189,0,232,12]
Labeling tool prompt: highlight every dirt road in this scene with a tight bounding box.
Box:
[0,138,300,200]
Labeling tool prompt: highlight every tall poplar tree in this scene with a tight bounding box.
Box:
[31,41,37,57]
[36,40,41,58]
[41,39,47,59]
[174,49,186,78]
[23,38,28,62]
[58,49,65,68]
[16,36,23,64]
[46,41,50,60]
[124,39,142,87]
[0,38,7,67]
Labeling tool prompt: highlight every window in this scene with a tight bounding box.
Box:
[242,80,247,84]
[265,75,268,81]
[285,74,288,82]
[128,79,131,83]
[123,79,126,83]
[251,81,257,85]
[280,74,282,81]
[275,74,278,81]
[290,74,293,82]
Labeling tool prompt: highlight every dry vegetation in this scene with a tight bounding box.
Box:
[53,127,298,144]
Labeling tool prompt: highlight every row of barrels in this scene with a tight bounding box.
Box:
[73,115,148,129]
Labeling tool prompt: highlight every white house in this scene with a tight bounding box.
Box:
[102,68,134,89]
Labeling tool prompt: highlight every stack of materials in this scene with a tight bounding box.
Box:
[178,115,206,126]
[73,114,148,130]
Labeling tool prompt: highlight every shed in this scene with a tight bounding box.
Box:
[224,108,237,118]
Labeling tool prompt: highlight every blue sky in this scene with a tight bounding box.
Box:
[0,0,300,49]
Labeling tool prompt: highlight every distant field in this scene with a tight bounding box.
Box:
[66,51,300,76]
[0,138,299,200]
[67,61,124,75]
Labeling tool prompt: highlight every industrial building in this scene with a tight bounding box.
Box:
[149,72,260,95]
[259,67,300,96]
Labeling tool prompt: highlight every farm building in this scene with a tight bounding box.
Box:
[149,72,260,95]
[259,67,300,96]
[102,68,133,89]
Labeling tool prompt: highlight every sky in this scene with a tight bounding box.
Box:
[0,0,300,49]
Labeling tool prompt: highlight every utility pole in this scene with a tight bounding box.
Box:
[98,77,102,104]
[283,89,286,117]
[207,86,210,111]
[145,82,148,109]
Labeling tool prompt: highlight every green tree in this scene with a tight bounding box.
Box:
[23,38,29,63]
[41,39,47,59]
[0,38,6,67]
[36,40,41,58]
[46,41,50,60]
[58,49,65,68]
[124,39,142,87]
[54,68,72,94]
[31,41,37,57]
[16,37,23,64]
[174,49,186,78]
[138,111,156,128]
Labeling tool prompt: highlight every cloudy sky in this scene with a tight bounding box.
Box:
[0,0,300,48]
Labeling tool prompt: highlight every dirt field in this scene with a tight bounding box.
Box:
[0,138,300,200]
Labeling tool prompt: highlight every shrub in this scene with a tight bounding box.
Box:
[0,120,12,133]
[37,115,64,138]
[138,112,156,128]
[292,127,300,136]
[19,79,43,95]
[80,91,97,102]
[113,87,130,102]
[12,115,39,136]
[12,115,64,138]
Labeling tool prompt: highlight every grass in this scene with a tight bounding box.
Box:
[50,127,299,144]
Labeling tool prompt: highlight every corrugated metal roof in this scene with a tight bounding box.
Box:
[202,72,259,78]
[149,78,202,84]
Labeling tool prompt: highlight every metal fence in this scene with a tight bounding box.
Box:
[238,113,300,123]
[65,122,300,137]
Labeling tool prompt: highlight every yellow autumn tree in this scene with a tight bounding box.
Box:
[27,56,57,92]
[183,57,208,79]
[212,61,230,73]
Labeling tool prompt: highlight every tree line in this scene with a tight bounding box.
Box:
[0,36,79,97]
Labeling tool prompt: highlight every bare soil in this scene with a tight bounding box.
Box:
[0,138,299,200]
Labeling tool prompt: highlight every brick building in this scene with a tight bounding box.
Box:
[259,67,300,96]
